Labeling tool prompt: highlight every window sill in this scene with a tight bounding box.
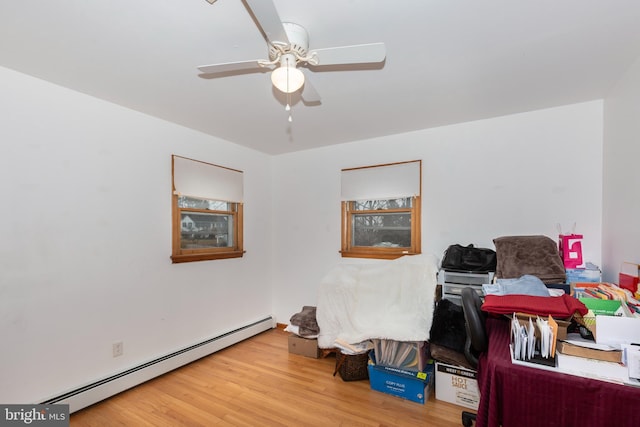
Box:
[171,251,245,263]
[340,250,418,260]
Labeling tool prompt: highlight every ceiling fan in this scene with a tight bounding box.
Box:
[198,0,386,110]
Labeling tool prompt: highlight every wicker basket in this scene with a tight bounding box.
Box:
[334,351,370,381]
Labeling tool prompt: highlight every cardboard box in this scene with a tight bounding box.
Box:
[619,262,639,293]
[367,358,433,404]
[557,341,622,363]
[514,313,571,341]
[435,362,480,410]
[566,268,601,284]
[287,334,320,358]
[595,315,640,349]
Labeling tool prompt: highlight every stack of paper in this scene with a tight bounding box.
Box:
[557,339,621,363]
[334,338,373,355]
[510,313,558,363]
[371,339,426,371]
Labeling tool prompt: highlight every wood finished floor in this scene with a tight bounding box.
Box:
[70,328,468,426]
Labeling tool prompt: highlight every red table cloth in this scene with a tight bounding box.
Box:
[475,316,640,427]
[482,293,588,318]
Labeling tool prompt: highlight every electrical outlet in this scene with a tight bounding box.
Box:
[113,341,123,358]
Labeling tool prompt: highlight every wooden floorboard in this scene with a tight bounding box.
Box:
[71,329,468,426]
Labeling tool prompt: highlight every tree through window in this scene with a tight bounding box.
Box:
[341,161,421,259]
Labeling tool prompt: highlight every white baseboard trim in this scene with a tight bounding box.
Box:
[42,317,274,413]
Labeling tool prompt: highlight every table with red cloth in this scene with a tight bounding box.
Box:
[475,316,640,427]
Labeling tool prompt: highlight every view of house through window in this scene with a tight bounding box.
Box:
[178,197,234,249]
[341,160,421,259]
[171,155,244,263]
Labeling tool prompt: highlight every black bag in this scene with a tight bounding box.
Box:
[429,299,467,353]
[441,244,497,273]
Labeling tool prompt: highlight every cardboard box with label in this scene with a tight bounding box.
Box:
[367,358,434,404]
[435,362,480,410]
[287,334,320,358]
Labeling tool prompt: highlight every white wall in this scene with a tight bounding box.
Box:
[0,62,610,404]
[0,66,273,403]
[602,55,640,282]
[271,101,604,323]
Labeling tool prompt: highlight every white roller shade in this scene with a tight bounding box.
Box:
[173,155,243,202]
[341,160,420,201]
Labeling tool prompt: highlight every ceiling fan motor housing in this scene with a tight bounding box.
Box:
[197,0,385,104]
[268,22,309,62]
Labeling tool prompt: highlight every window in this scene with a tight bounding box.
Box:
[171,155,244,263]
[341,160,421,259]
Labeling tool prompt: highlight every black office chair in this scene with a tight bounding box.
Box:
[460,287,488,427]
[428,288,488,426]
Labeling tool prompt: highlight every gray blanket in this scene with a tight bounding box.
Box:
[290,306,320,337]
[493,235,566,284]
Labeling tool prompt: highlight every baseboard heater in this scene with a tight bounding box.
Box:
[41,317,274,413]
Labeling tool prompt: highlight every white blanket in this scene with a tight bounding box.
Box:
[316,254,439,349]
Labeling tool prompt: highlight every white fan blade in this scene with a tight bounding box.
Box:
[197,59,264,74]
[244,0,289,46]
[301,76,321,104]
[309,42,386,66]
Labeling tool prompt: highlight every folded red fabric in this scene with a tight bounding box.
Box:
[482,293,588,318]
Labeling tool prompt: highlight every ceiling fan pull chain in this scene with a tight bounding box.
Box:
[285,56,293,122]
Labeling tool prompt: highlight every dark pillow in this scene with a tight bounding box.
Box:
[493,235,566,284]
[429,299,467,353]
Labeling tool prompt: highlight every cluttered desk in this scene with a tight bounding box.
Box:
[431,234,640,427]
[475,315,640,427]
[443,235,640,427]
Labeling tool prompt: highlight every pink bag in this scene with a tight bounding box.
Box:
[558,234,584,269]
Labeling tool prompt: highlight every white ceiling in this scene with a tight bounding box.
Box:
[1,1,639,155]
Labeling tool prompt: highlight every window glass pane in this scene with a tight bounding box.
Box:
[180,212,233,249]
[353,198,412,211]
[352,212,411,247]
[178,196,230,211]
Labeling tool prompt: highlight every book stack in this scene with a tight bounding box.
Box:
[573,282,640,316]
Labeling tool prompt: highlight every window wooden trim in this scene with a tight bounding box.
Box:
[340,196,421,260]
[340,160,421,260]
[171,155,244,263]
[171,197,244,263]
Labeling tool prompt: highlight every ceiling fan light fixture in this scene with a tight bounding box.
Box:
[197,2,386,106]
[271,54,304,93]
